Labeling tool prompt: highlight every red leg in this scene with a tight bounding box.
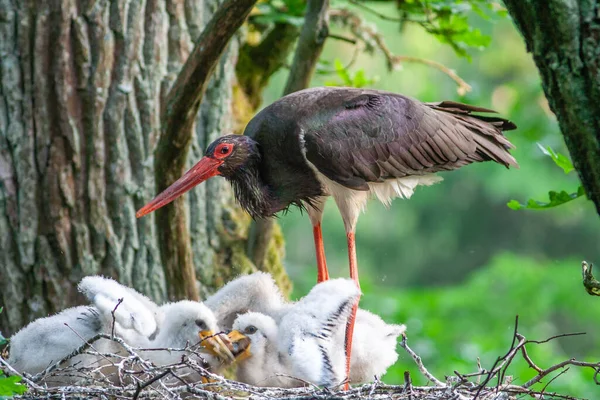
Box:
[313,223,330,283]
[344,231,361,390]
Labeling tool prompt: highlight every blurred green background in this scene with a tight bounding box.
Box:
[262,2,599,397]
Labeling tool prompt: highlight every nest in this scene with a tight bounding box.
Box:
[1,317,598,400]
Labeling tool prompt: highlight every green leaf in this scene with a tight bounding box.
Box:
[334,59,352,86]
[0,375,27,396]
[507,186,585,210]
[536,143,574,174]
[506,200,522,210]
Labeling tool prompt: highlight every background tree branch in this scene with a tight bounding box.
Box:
[154,0,259,300]
[236,23,300,108]
[503,0,600,217]
[247,0,330,270]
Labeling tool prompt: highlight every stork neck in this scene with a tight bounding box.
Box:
[228,166,279,219]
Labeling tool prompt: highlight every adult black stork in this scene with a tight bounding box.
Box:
[136,87,518,387]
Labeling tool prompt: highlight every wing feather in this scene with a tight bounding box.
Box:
[302,90,517,189]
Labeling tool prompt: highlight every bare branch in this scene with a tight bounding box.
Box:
[153,0,259,301]
[110,298,124,339]
[399,333,445,387]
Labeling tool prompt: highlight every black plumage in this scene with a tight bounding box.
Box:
[220,87,517,216]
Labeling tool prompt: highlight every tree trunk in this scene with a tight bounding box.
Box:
[0,0,289,335]
[503,0,600,216]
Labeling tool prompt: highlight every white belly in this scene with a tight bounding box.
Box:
[306,161,443,231]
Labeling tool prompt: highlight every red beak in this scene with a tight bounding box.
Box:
[136,157,223,218]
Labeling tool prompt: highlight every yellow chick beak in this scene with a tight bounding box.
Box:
[198,330,235,362]
[227,330,252,362]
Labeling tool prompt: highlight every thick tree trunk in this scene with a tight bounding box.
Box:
[504,0,600,216]
[0,0,288,335]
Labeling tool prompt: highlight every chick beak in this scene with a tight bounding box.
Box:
[198,330,236,362]
[228,330,252,362]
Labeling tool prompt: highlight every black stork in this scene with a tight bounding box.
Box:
[136,87,518,387]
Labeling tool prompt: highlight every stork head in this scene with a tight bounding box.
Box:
[136,135,260,218]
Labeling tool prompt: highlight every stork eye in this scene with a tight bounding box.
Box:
[195,319,208,330]
[214,143,233,159]
[244,325,257,335]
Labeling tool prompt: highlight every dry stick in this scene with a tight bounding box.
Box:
[399,333,444,387]
[0,357,44,391]
[328,33,357,44]
[154,0,259,302]
[132,369,171,400]
[540,367,570,396]
[473,315,523,399]
[248,0,330,270]
[63,323,114,366]
[522,358,600,389]
[110,297,124,339]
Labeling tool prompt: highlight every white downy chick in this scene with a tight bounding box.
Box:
[230,312,291,388]
[231,278,360,388]
[204,271,288,331]
[346,309,406,383]
[143,300,221,367]
[7,306,104,379]
[79,276,236,370]
[209,272,405,385]
[78,276,161,340]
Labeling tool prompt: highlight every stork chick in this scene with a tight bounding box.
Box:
[230,278,360,388]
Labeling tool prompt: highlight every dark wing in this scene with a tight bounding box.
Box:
[302,92,518,191]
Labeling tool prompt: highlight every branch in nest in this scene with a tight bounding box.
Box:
[399,333,444,387]
[328,8,472,95]
[3,316,597,399]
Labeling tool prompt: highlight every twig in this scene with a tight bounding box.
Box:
[328,33,357,44]
[403,371,413,400]
[110,298,124,339]
[399,333,445,387]
[540,367,570,395]
[0,357,44,391]
[132,369,170,400]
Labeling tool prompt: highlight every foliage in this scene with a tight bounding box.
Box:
[508,144,585,210]
[323,59,379,87]
[362,254,599,398]
[391,0,499,59]
[507,186,585,211]
[252,0,306,27]
[0,374,27,397]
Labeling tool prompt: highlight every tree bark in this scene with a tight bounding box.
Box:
[0,0,289,335]
[503,0,600,216]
